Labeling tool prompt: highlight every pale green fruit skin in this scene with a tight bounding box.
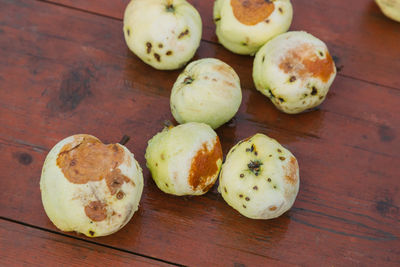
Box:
[123,0,202,70]
[170,58,242,129]
[40,134,144,237]
[253,31,337,114]
[145,122,223,196]
[219,133,299,219]
[376,0,400,22]
[214,0,293,55]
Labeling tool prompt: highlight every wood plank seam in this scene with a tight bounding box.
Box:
[37,0,123,22]
[0,217,185,267]
[34,0,400,92]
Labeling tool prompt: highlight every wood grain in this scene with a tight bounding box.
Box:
[0,0,399,266]
[45,0,400,89]
[0,219,174,266]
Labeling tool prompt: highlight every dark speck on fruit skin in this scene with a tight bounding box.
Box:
[311,87,318,96]
[146,42,152,54]
[154,53,161,62]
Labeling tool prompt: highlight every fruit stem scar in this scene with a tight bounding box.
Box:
[248,160,263,176]
[166,4,174,12]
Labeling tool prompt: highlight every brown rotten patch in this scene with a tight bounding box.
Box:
[231,0,275,26]
[84,201,107,222]
[57,135,133,196]
[284,156,299,184]
[106,169,134,195]
[279,43,335,82]
[188,137,223,191]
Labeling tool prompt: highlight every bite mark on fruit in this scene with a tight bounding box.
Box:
[188,137,223,191]
[279,44,335,82]
[231,0,275,26]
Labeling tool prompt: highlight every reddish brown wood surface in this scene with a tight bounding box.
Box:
[0,219,173,266]
[0,0,399,266]
[46,0,400,89]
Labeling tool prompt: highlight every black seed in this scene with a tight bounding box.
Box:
[311,87,318,95]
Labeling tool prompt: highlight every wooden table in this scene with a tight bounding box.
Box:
[1,0,399,266]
